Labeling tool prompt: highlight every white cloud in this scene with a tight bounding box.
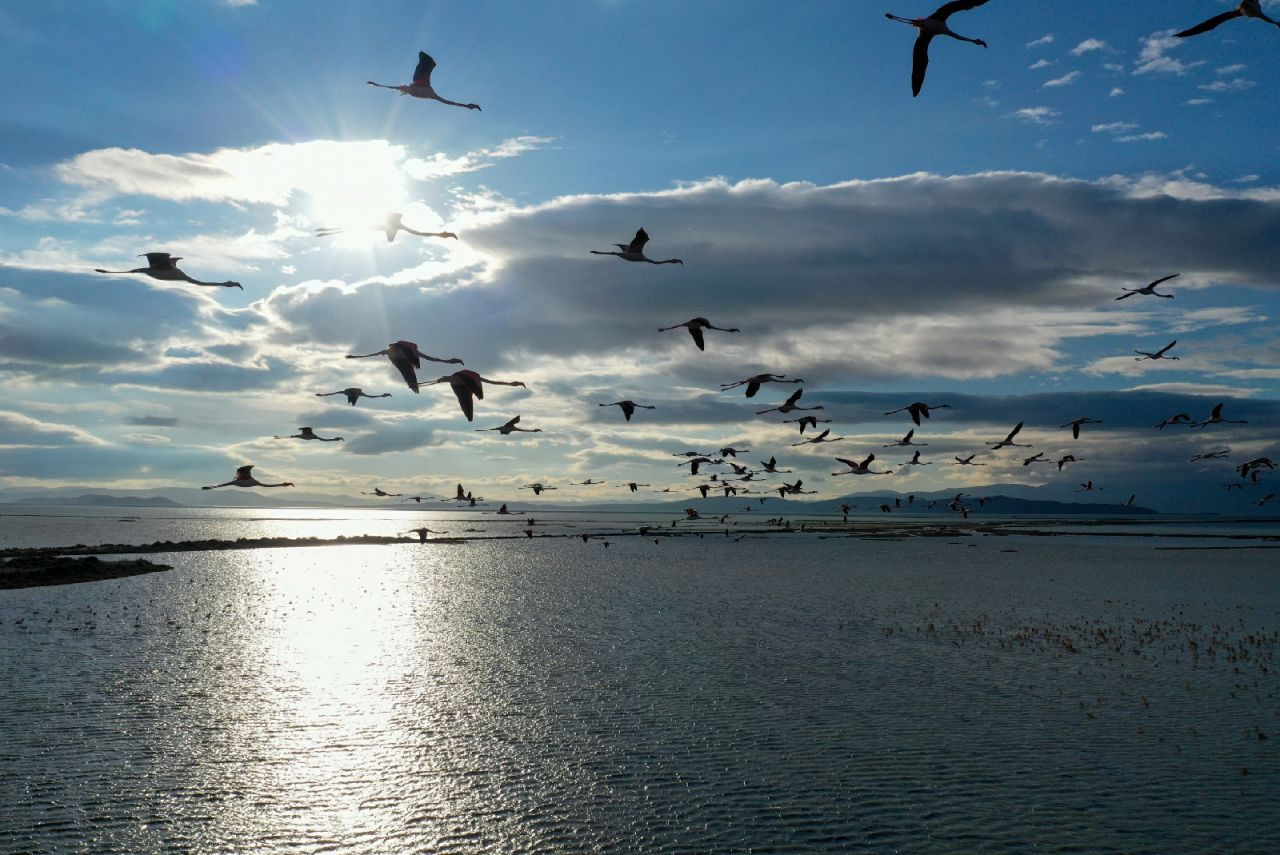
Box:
[1109,87,1125,97]
[1115,131,1168,143]
[1028,59,1053,70]
[1217,63,1247,75]
[1010,106,1060,125]
[1185,97,1212,106]
[1133,31,1204,75]
[1198,78,1256,92]
[1092,122,1139,134]
[1026,34,1055,48]
[1043,71,1083,88]
[1071,39,1109,55]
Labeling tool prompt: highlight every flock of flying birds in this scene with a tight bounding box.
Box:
[87,2,1278,516]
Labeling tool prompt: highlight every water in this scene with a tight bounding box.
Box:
[2,507,1278,852]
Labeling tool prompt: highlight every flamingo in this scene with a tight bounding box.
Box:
[987,421,1031,449]
[952,454,986,466]
[885,0,990,97]
[902,450,933,465]
[720,373,803,398]
[475,415,541,435]
[1022,452,1049,466]
[275,426,343,442]
[590,228,683,265]
[95,252,242,289]
[316,212,459,243]
[718,446,749,458]
[1115,273,1178,301]
[778,479,816,496]
[884,429,927,447]
[757,388,823,416]
[621,482,651,493]
[346,340,463,391]
[784,415,832,434]
[1238,457,1275,477]
[1259,493,1276,507]
[367,51,480,109]
[884,401,951,426]
[1060,417,1103,439]
[599,400,656,422]
[760,456,793,474]
[1156,413,1196,430]
[415,370,526,421]
[1190,448,1231,461]
[1076,481,1101,492]
[316,388,393,406]
[449,483,482,503]
[1195,402,1248,429]
[792,429,844,446]
[1175,1,1280,37]
[832,454,892,476]
[362,487,403,497]
[1055,454,1082,471]
[522,483,557,495]
[404,527,447,543]
[1135,340,1179,361]
[202,465,293,490]
[659,317,739,351]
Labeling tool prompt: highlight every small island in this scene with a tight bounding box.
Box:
[1,555,173,589]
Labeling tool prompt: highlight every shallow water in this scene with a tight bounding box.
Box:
[2,512,1278,852]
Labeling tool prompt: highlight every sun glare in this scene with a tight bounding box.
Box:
[299,143,414,242]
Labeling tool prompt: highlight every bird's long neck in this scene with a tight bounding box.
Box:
[347,349,389,359]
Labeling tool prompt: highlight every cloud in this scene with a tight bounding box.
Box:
[126,415,179,427]
[1217,64,1247,75]
[1133,31,1204,76]
[1043,71,1082,88]
[1198,78,1256,93]
[1115,132,1168,143]
[1091,122,1139,134]
[1010,107,1060,125]
[1070,39,1109,55]
[0,411,107,447]
[402,136,554,181]
[1029,59,1053,70]
[1026,34,1055,48]
[1109,87,1124,97]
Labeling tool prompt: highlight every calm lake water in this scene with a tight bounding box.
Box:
[2,507,1278,852]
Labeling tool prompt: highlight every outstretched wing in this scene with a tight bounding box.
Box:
[413,51,437,85]
[143,252,176,269]
[235,465,254,480]
[1175,10,1241,38]
[689,326,706,351]
[626,228,649,253]
[931,0,989,21]
[911,33,932,97]
[1149,273,1180,288]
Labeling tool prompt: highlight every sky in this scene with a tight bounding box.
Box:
[2,0,1279,512]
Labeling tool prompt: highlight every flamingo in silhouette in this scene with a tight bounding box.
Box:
[884,401,951,426]
[316,212,459,243]
[346,341,463,391]
[952,454,986,466]
[720,373,803,397]
[884,429,927,447]
[784,415,832,434]
[902,450,933,466]
[1055,455,1082,471]
[475,415,541,435]
[275,426,343,442]
[202,465,293,490]
[760,456,793,474]
[95,253,242,289]
[886,0,990,97]
[415,370,526,421]
[1135,340,1179,361]
[1156,413,1195,429]
[793,429,844,446]
[362,487,403,497]
[988,422,1031,449]
[1195,402,1248,428]
[1060,417,1103,439]
[522,483,557,495]
[1115,273,1178,301]
[757,388,822,416]
[1076,481,1101,492]
[367,51,480,109]
[404,527,448,542]
[1238,457,1275,478]
[1022,452,1050,466]
[659,317,739,351]
[1176,1,1280,37]
[832,454,892,476]
[599,400,656,422]
[590,228,683,264]
[1190,448,1231,461]
[316,387,393,406]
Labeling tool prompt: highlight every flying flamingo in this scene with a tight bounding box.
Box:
[95,253,242,289]
[720,373,803,397]
[952,454,986,466]
[1156,413,1195,429]
[884,401,951,426]
[475,415,542,435]
[987,421,1031,449]
[522,483,557,495]
[902,450,932,465]
[792,429,844,446]
[1190,448,1231,461]
[346,340,463,391]
[832,454,892,476]
[885,0,990,97]
[1238,457,1275,477]
[1195,402,1248,429]
[1060,417,1103,439]
[1022,452,1049,466]
[1135,340,1179,361]
[784,415,832,434]
[404,527,448,543]
[760,457,793,474]
[884,429,927,447]
[659,317,739,351]
[1115,273,1178,301]
[757,388,822,416]
[316,212,459,243]
[718,446,749,458]
[415,370,526,421]
[1175,1,1280,38]
[599,400,656,422]
[1055,455,1082,471]
[275,426,343,442]
[316,388,393,406]
[590,228,683,265]
[362,487,403,497]
[1076,481,1101,492]
[202,465,293,490]
[367,51,481,110]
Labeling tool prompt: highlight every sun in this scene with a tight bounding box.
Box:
[296,141,414,242]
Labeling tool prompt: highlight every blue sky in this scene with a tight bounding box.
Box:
[2,0,1278,511]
